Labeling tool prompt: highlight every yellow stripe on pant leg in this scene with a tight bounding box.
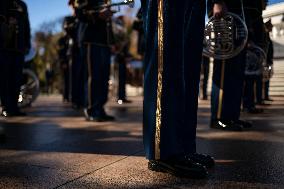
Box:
[155,0,164,160]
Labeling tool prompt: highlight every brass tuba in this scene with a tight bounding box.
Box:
[245,43,266,76]
[203,12,248,60]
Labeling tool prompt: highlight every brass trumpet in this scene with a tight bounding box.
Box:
[75,0,135,12]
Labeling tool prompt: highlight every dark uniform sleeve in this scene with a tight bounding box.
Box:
[75,1,100,24]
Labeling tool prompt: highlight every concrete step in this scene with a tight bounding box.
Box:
[269,59,284,96]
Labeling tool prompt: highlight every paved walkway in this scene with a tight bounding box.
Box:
[0,95,284,189]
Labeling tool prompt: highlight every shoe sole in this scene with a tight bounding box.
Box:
[148,161,208,179]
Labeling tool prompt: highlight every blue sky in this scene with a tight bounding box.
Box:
[269,0,284,4]
[24,0,140,31]
[24,0,283,30]
[24,0,71,30]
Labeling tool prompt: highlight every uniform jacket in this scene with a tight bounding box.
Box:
[0,0,31,53]
[75,0,113,46]
[208,0,266,48]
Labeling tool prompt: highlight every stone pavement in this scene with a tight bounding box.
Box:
[0,95,284,189]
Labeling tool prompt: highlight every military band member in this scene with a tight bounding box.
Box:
[242,0,266,113]
[58,30,70,102]
[132,8,144,57]
[208,0,266,130]
[75,0,115,121]
[142,0,214,178]
[0,0,31,117]
[65,0,87,109]
[113,15,132,104]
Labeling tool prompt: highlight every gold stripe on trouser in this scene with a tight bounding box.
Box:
[155,0,164,160]
[217,60,226,120]
[87,44,92,109]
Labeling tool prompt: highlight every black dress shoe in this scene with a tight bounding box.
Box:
[186,153,215,168]
[235,120,252,128]
[210,120,243,131]
[1,110,26,117]
[148,158,208,179]
[84,109,115,122]
[86,114,115,122]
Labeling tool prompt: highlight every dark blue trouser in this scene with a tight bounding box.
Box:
[0,51,23,112]
[211,51,246,121]
[84,44,111,116]
[72,47,87,107]
[63,66,70,101]
[142,0,205,160]
[264,80,270,100]
[256,75,263,103]
[202,56,210,98]
[118,61,126,100]
[243,75,256,109]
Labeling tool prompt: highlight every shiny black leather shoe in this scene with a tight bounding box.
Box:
[235,120,252,128]
[210,120,243,131]
[148,158,208,179]
[186,153,215,168]
[84,109,115,122]
[86,114,115,122]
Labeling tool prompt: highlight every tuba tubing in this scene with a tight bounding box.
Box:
[203,12,248,60]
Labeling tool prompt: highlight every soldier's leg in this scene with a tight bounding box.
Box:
[9,53,24,112]
[211,53,246,130]
[0,52,8,111]
[210,60,223,121]
[144,0,212,177]
[264,80,270,100]
[183,0,205,154]
[118,60,126,100]
[202,61,210,99]
[100,46,111,109]
[85,44,103,116]
[243,76,255,110]
[219,53,246,121]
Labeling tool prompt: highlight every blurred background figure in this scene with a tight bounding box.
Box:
[113,15,132,104]
[75,0,115,122]
[242,0,268,114]
[45,63,54,94]
[132,8,144,58]
[0,0,31,117]
[209,0,266,131]
[57,30,70,102]
[263,19,274,102]
[65,0,86,109]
